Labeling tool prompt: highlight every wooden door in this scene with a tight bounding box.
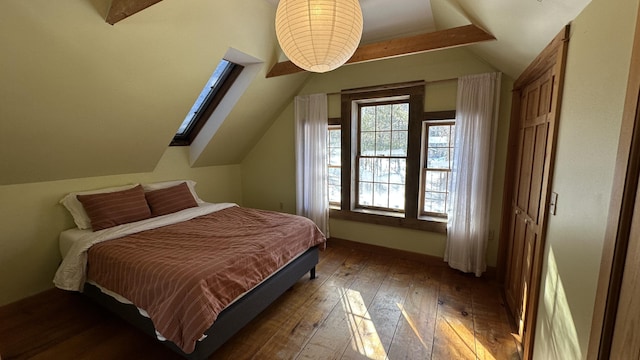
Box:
[504,70,552,341]
[499,26,569,360]
[609,181,640,358]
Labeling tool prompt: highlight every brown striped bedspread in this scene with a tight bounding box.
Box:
[86,206,326,354]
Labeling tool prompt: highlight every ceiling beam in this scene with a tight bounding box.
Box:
[266,24,496,78]
[106,0,164,25]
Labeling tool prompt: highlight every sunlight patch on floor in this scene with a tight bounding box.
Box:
[340,287,387,359]
[396,303,430,350]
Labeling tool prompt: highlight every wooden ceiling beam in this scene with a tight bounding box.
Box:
[106,0,164,25]
[266,24,496,78]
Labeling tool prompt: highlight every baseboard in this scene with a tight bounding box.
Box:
[327,237,497,280]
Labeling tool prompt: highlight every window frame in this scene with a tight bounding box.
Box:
[419,111,457,219]
[330,81,448,233]
[355,99,410,213]
[327,118,342,208]
[170,61,244,146]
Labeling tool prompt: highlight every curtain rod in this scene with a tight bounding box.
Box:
[325,77,458,96]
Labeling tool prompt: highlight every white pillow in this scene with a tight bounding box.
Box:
[142,180,205,204]
[60,184,139,230]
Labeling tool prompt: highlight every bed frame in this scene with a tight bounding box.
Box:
[83,246,319,360]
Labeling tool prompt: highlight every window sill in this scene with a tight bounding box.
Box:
[418,215,448,223]
[351,208,405,218]
[329,208,447,234]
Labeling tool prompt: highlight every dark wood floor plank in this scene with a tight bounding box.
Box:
[471,279,520,360]
[29,317,181,360]
[0,290,106,359]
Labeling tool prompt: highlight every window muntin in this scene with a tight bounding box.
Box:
[421,120,455,217]
[356,102,408,212]
[171,59,242,146]
[327,125,342,206]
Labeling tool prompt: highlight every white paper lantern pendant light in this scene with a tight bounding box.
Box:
[275,0,364,73]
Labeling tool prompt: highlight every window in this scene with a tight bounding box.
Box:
[171,59,243,146]
[421,114,456,217]
[331,81,454,233]
[357,101,408,212]
[327,121,342,207]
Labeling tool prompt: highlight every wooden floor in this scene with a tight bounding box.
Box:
[0,241,520,360]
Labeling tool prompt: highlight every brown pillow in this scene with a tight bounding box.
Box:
[144,182,198,217]
[77,185,151,231]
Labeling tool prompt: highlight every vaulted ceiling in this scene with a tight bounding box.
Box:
[0,0,591,185]
[107,0,593,78]
[264,0,591,78]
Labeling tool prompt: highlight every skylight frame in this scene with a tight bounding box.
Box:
[171,59,244,146]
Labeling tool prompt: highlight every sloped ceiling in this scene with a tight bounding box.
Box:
[0,0,310,184]
[431,0,592,78]
[0,0,592,185]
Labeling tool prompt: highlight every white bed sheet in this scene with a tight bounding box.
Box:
[59,228,89,259]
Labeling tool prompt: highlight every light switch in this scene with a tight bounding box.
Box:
[549,192,558,215]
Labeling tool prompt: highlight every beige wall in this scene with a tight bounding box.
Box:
[533,0,640,358]
[0,147,242,306]
[242,102,298,214]
[242,48,513,266]
[0,0,307,185]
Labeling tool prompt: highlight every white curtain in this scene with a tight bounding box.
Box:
[445,72,501,276]
[295,93,329,237]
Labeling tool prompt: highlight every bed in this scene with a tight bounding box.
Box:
[53,181,326,359]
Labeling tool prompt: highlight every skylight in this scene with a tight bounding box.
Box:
[171,59,242,146]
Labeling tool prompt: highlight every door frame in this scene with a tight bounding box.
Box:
[587,4,640,358]
[497,25,570,360]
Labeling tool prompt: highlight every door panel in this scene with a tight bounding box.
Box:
[525,84,540,122]
[517,127,535,210]
[528,123,549,222]
[506,210,527,315]
[519,223,537,338]
[538,76,553,115]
